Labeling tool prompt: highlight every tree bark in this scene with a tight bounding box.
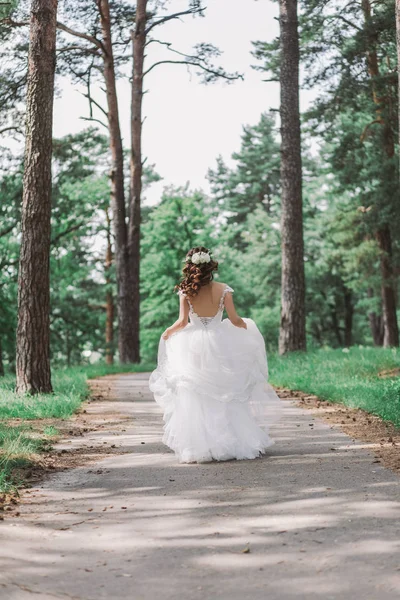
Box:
[367,287,383,345]
[396,0,400,163]
[66,329,71,367]
[278,0,306,354]
[376,226,399,347]
[0,338,4,377]
[15,0,57,394]
[362,0,399,347]
[127,0,147,364]
[97,0,139,363]
[105,207,114,365]
[369,312,384,346]
[343,287,353,347]
[330,301,343,347]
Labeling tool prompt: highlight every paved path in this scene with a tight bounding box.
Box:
[1,373,400,600]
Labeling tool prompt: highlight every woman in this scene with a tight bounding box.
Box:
[149,246,282,463]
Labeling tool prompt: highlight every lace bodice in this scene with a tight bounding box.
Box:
[178,285,234,329]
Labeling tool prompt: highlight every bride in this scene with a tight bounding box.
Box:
[149,246,282,464]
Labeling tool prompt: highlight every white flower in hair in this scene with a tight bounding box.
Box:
[189,251,211,265]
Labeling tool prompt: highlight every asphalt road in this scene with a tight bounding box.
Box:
[1,373,400,600]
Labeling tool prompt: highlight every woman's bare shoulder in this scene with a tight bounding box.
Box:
[212,281,226,291]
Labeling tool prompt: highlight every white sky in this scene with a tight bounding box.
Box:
[51,0,314,205]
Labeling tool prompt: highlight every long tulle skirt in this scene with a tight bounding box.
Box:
[149,318,282,463]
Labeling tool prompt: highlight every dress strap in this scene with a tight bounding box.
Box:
[177,289,194,314]
[218,285,234,311]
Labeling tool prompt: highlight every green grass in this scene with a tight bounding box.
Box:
[0,361,154,493]
[268,347,400,426]
[0,423,53,493]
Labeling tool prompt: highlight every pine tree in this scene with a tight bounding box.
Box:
[2,0,241,363]
[278,0,306,353]
[15,0,58,394]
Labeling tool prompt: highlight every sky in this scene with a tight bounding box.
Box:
[50,0,314,205]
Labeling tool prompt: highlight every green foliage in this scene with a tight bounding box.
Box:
[0,0,18,19]
[0,168,21,372]
[140,188,216,360]
[0,130,116,370]
[208,112,281,235]
[253,0,399,348]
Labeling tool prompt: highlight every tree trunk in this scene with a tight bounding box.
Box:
[278,0,306,354]
[15,0,57,394]
[66,329,71,367]
[126,0,147,364]
[367,288,384,345]
[97,0,139,364]
[343,287,353,347]
[0,338,4,377]
[105,207,114,365]
[396,0,400,162]
[362,0,399,347]
[376,226,399,347]
[330,302,343,347]
[105,291,114,365]
[369,312,384,346]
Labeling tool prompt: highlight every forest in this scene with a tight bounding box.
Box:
[0,0,399,379]
[2,2,400,593]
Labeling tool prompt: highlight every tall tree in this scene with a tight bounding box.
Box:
[2,0,240,363]
[127,0,146,362]
[124,0,240,361]
[361,0,399,347]
[255,0,399,347]
[96,0,132,362]
[302,0,399,347]
[278,0,306,353]
[15,0,58,393]
[397,0,400,161]
[56,0,238,363]
[105,207,114,365]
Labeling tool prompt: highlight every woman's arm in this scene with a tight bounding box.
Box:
[224,291,247,329]
[162,294,190,340]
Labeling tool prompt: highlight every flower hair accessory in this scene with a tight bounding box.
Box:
[187,251,211,265]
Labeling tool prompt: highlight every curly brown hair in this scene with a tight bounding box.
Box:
[176,246,219,298]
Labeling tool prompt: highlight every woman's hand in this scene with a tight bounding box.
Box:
[234,318,247,330]
[162,329,170,340]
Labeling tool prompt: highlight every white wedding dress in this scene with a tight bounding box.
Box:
[149,285,282,463]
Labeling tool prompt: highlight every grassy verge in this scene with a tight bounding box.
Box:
[268,347,400,426]
[0,362,154,493]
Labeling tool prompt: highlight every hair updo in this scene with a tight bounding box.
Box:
[176,246,218,298]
